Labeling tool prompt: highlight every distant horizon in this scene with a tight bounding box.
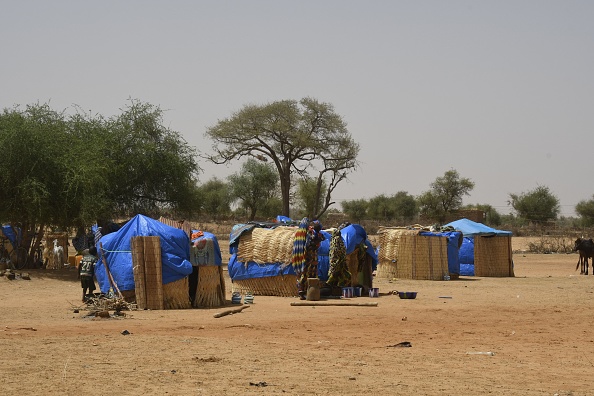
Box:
[2,1,592,218]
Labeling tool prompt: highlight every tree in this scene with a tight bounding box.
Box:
[341,199,368,223]
[391,191,418,223]
[0,103,71,261]
[575,195,594,227]
[0,100,202,266]
[196,178,232,219]
[508,185,560,223]
[295,177,327,219]
[417,169,475,223]
[228,159,279,221]
[102,100,200,219]
[204,97,359,218]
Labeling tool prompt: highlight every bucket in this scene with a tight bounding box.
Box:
[342,287,354,298]
[353,287,362,297]
[369,287,379,298]
[244,293,254,304]
[231,292,242,304]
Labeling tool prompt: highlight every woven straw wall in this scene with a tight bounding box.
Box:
[131,236,164,310]
[236,227,297,265]
[193,265,226,308]
[232,274,298,297]
[474,235,514,277]
[376,229,449,280]
[163,277,191,309]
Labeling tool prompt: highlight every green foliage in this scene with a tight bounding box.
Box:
[205,97,359,217]
[228,159,279,221]
[0,100,200,237]
[418,169,474,223]
[295,177,327,219]
[341,199,368,223]
[575,195,594,227]
[103,100,199,218]
[508,185,560,223]
[196,178,232,219]
[366,192,417,222]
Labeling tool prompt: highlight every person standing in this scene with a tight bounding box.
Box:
[78,246,98,302]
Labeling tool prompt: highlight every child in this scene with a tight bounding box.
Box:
[78,246,98,302]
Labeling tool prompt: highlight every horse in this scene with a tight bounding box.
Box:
[574,237,594,275]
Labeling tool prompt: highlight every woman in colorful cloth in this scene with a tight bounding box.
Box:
[297,220,325,300]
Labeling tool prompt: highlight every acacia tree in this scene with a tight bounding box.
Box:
[195,178,232,220]
[204,97,359,218]
[341,199,368,223]
[228,159,279,221]
[575,195,594,227]
[508,185,560,223]
[417,169,475,223]
[0,101,201,266]
[102,100,200,219]
[295,177,327,219]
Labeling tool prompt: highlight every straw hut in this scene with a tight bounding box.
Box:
[376,226,461,280]
[230,225,299,297]
[95,214,193,309]
[444,218,514,277]
[227,222,378,296]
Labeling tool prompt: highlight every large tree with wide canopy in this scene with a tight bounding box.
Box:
[204,97,359,218]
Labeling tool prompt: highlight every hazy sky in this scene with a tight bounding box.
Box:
[2,1,593,217]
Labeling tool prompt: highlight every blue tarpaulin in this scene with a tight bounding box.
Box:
[1,225,21,248]
[191,230,223,266]
[95,214,193,293]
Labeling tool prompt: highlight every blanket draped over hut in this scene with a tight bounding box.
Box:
[326,227,350,287]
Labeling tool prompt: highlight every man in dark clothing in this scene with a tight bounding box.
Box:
[79,246,98,302]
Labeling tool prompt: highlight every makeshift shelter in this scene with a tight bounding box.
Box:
[189,230,226,308]
[95,214,193,309]
[444,218,514,277]
[375,226,461,280]
[228,222,377,296]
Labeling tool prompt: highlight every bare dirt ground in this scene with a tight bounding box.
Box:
[1,237,594,395]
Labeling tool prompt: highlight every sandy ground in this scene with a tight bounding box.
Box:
[1,238,594,395]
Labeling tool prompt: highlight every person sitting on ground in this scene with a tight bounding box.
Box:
[78,246,98,303]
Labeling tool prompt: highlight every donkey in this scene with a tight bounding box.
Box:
[574,237,594,275]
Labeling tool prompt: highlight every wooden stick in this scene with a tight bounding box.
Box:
[290,301,378,307]
[99,242,123,299]
[213,305,250,318]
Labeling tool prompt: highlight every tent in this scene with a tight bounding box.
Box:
[444,218,514,277]
[95,214,193,294]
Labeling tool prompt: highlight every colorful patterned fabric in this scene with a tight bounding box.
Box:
[327,228,350,287]
[291,217,309,271]
[297,221,325,294]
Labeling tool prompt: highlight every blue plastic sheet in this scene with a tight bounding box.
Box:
[95,214,193,293]
[191,230,223,266]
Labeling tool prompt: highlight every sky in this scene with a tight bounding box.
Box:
[2,1,593,217]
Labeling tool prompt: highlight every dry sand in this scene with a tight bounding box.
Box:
[1,237,593,395]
